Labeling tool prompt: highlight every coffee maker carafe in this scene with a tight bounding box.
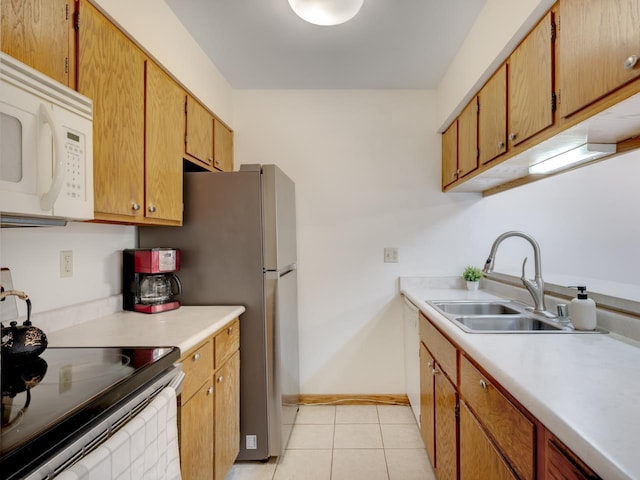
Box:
[123,248,182,313]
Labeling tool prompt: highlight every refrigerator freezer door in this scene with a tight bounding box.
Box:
[262,165,297,271]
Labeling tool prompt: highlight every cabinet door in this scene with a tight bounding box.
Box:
[434,365,457,480]
[419,344,436,466]
[214,351,240,480]
[479,64,507,165]
[509,12,554,146]
[1,0,72,86]
[457,98,478,179]
[460,402,517,480]
[186,96,214,167]
[181,380,214,480]
[77,0,145,219]
[560,0,640,117]
[442,122,458,188]
[145,61,184,223]
[213,118,234,172]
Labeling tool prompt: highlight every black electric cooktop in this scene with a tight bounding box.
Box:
[0,346,179,479]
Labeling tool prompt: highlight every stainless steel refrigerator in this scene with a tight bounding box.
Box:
[138,164,299,461]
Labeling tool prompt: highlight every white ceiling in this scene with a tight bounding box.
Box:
[164,0,487,90]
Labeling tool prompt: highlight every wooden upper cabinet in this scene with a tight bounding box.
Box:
[185,96,214,167]
[442,122,458,187]
[213,118,234,172]
[559,0,640,118]
[145,61,184,223]
[479,64,507,165]
[457,98,479,178]
[508,11,554,147]
[77,0,145,220]
[1,0,73,86]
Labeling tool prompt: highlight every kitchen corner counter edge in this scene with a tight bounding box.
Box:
[400,276,640,480]
[46,305,246,354]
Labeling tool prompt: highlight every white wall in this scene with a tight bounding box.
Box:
[234,89,640,395]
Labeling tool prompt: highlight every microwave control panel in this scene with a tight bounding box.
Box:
[62,129,86,202]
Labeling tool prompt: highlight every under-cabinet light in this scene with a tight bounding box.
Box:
[528,143,616,175]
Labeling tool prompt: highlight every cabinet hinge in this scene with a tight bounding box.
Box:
[551,92,557,113]
[557,89,561,105]
[65,57,69,74]
[455,403,460,419]
[65,3,69,20]
[74,10,80,31]
[550,20,556,43]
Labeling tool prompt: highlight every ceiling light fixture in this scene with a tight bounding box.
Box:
[288,0,364,26]
[528,143,616,175]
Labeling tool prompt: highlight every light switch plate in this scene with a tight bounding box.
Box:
[384,247,399,263]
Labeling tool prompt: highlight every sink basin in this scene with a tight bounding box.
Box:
[426,299,606,334]
[431,301,520,316]
[455,315,563,332]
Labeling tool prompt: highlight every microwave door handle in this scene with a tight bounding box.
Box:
[39,104,66,212]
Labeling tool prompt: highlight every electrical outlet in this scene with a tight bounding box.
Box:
[384,247,399,263]
[60,250,73,277]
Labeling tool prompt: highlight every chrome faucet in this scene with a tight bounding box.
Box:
[483,231,555,318]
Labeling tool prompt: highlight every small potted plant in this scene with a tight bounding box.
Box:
[463,266,483,291]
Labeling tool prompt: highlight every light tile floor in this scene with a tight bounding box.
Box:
[226,405,436,480]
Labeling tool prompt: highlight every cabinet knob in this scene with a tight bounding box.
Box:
[498,141,505,149]
[217,375,224,383]
[207,386,214,396]
[228,326,234,335]
[479,379,488,390]
[624,55,638,70]
[427,361,433,368]
[193,352,201,361]
[208,156,214,163]
[432,369,439,376]
[215,158,221,166]
[508,133,517,141]
[148,205,156,213]
[132,203,140,211]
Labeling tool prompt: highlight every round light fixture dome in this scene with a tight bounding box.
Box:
[288,0,364,26]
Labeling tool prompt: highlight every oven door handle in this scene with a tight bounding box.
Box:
[168,366,185,394]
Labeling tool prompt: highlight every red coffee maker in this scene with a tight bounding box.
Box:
[123,248,182,313]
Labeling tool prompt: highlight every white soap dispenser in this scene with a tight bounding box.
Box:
[569,286,597,330]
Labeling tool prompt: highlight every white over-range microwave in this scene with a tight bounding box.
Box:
[0,52,93,226]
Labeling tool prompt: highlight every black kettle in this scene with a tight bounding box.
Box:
[1,290,48,361]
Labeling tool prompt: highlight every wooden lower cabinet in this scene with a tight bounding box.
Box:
[178,318,240,480]
[418,312,600,480]
[460,401,516,480]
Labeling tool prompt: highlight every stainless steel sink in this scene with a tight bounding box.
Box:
[427,299,606,334]
[431,301,520,316]
[455,315,562,332]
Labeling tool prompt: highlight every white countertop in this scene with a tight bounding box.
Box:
[47,305,245,354]
[401,278,640,480]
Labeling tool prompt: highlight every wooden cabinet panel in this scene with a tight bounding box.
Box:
[419,343,436,466]
[214,351,240,480]
[509,12,554,146]
[180,380,214,480]
[186,96,214,167]
[214,118,234,172]
[457,98,478,178]
[559,0,640,118]
[460,401,517,480]
[545,433,601,480]
[180,340,214,403]
[1,0,71,86]
[215,319,240,368]
[434,367,457,480]
[145,61,184,223]
[419,313,457,382]
[479,64,507,164]
[442,122,458,187]
[460,355,535,480]
[77,0,145,219]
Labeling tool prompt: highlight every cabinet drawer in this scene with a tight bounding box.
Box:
[215,318,240,368]
[419,313,457,382]
[180,339,214,403]
[460,355,534,480]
